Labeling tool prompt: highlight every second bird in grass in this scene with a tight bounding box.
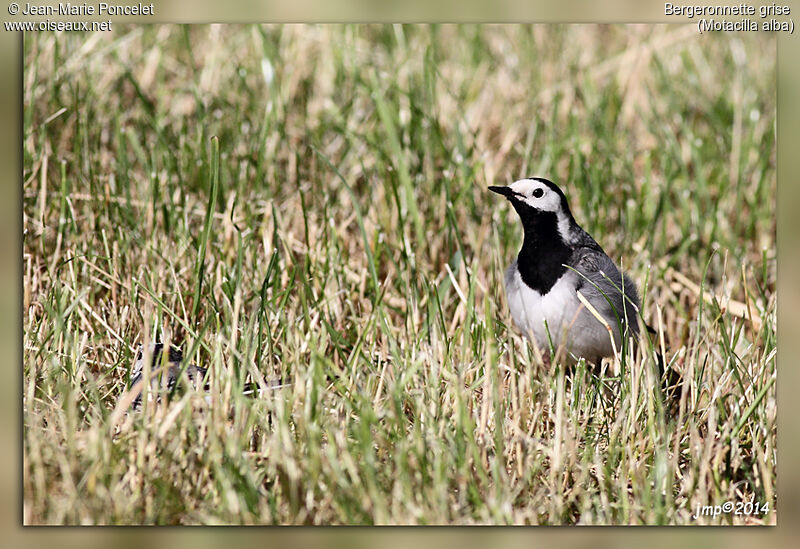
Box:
[128,343,290,409]
[489,177,640,364]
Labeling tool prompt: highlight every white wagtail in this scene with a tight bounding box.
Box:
[127,343,208,409]
[489,177,640,365]
[127,343,289,408]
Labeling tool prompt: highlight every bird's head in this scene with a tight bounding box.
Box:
[488,177,571,217]
[132,342,184,378]
[489,177,579,243]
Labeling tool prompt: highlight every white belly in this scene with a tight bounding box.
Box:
[503,265,615,363]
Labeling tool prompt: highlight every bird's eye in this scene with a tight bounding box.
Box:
[532,188,544,198]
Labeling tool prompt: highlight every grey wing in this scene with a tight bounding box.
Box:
[572,247,640,336]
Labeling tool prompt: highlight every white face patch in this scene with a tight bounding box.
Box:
[508,178,577,243]
[508,179,562,213]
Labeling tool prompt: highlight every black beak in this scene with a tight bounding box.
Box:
[488,185,514,198]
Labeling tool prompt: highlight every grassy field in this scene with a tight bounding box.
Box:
[22,25,776,525]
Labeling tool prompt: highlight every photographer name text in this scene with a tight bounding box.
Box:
[19,2,154,15]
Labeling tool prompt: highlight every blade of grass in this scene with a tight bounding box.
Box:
[192,135,220,327]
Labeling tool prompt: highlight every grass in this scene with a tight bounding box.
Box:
[22,24,776,525]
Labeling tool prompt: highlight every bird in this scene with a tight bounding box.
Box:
[127,343,208,409]
[127,342,289,409]
[489,177,640,365]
